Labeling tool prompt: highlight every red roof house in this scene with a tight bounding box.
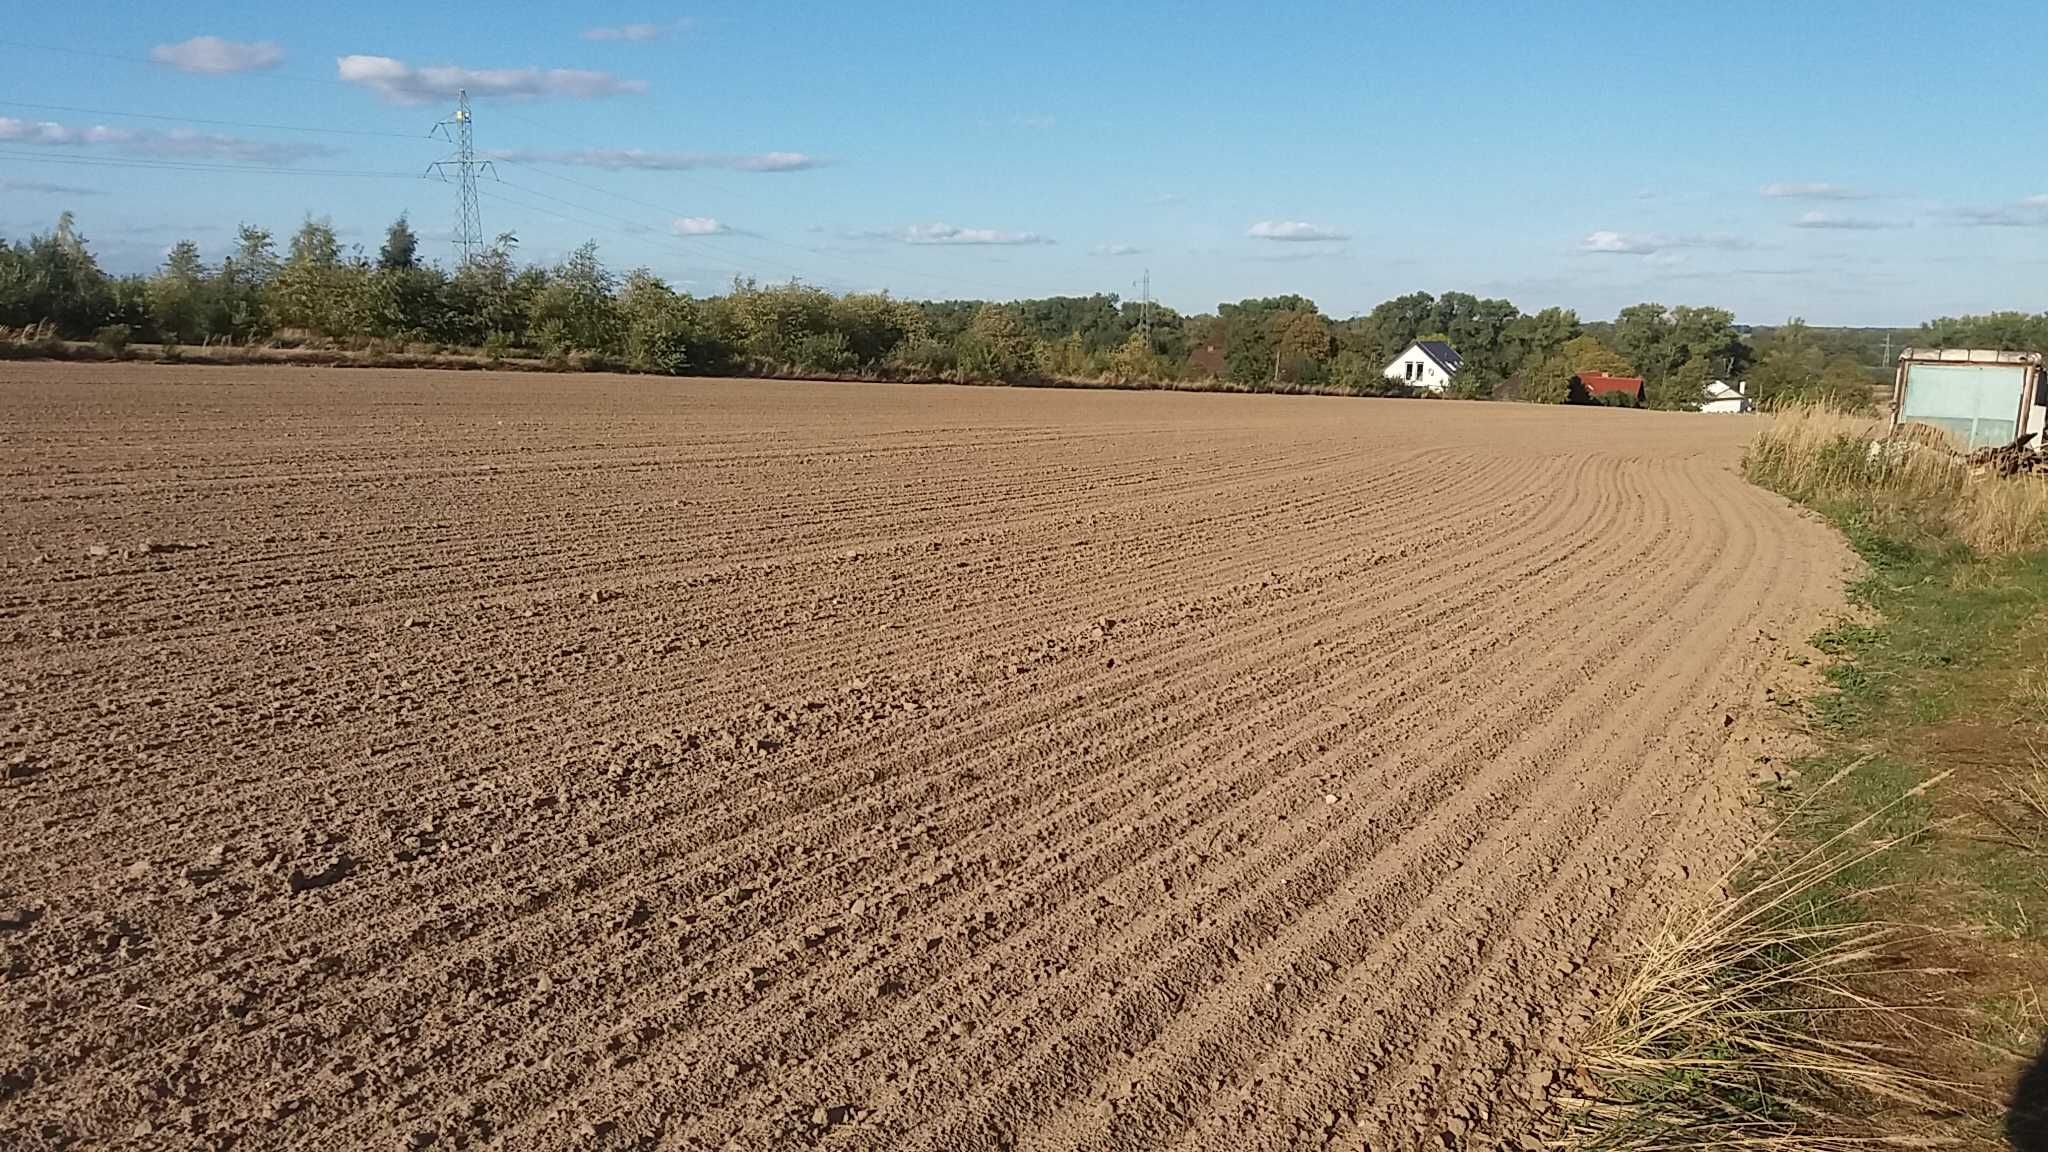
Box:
[1572,372,1646,405]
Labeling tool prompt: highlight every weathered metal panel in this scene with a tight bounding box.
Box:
[1892,349,2043,449]
[1898,362,2027,449]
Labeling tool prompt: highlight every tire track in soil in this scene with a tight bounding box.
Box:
[0,365,1853,1152]
[163,448,1588,1145]
[849,458,1733,1152]
[1129,458,1784,1150]
[466,453,1637,1148]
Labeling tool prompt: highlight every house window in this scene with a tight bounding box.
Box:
[1406,360,1416,382]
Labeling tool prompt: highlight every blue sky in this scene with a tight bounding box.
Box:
[4,0,2046,325]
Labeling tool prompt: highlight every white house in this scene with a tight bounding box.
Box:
[1700,380,1752,414]
[1382,341,1462,393]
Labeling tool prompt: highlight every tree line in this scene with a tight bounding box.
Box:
[0,210,1989,408]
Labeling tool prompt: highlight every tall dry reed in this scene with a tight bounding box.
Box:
[1745,405,2048,555]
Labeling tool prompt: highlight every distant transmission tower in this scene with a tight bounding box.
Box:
[428,90,495,265]
[1137,269,1153,348]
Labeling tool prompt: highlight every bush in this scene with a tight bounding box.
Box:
[790,331,856,374]
[94,324,130,356]
[890,337,956,381]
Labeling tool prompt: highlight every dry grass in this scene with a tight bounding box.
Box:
[1565,765,1972,1149]
[1960,479,2048,557]
[1745,405,2048,555]
[2017,669,2048,722]
[1984,741,2048,856]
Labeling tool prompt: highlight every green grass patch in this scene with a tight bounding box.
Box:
[1568,413,2048,1149]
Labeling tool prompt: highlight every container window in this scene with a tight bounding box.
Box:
[1899,362,2024,449]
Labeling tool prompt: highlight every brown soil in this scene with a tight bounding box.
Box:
[0,364,1853,1151]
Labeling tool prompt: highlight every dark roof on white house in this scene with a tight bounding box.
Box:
[1414,340,1462,374]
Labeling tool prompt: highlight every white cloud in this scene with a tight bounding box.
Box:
[1579,230,1750,255]
[149,36,284,74]
[1091,243,1143,257]
[1790,210,1904,231]
[582,23,665,42]
[1581,230,1657,254]
[0,117,329,164]
[1953,195,2048,228]
[672,216,729,236]
[1760,181,1869,200]
[874,223,1053,246]
[0,118,122,146]
[486,147,818,172]
[1247,220,1348,242]
[336,55,646,104]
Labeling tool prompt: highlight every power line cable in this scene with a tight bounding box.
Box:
[0,80,870,286]
[0,99,434,141]
[475,184,770,285]
[4,42,1060,299]
[491,174,823,281]
[492,157,1042,298]
[0,38,360,89]
[482,107,1046,298]
[0,148,423,179]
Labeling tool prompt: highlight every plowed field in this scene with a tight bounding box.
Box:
[0,364,1850,1151]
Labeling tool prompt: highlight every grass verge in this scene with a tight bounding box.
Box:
[1568,406,2048,1149]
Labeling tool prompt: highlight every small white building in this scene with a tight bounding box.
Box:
[1383,341,1462,393]
[1700,380,1751,413]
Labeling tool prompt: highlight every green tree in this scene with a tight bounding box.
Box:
[1748,318,1827,407]
[1650,355,1713,411]
[1120,300,1187,363]
[1106,331,1161,384]
[1669,305,1745,380]
[1563,334,1634,376]
[1446,365,1499,401]
[526,241,621,355]
[444,233,529,345]
[1015,294,1125,354]
[0,212,115,337]
[1351,291,1436,364]
[377,215,420,272]
[1610,303,1673,385]
[1329,349,1399,396]
[209,225,279,342]
[1508,307,1580,366]
[367,264,446,340]
[959,304,1035,381]
[1035,331,1094,378]
[729,277,834,366]
[1818,356,1877,409]
[829,292,922,367]
[1274,309,1332,387]
[1521,356,1573,404]
[1217,296,1323,387]
[146,240,210,343]
[232,225,280,285]
[1918,311,2048,353]
[1522,335,1634,404]
[270,217,371,339]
